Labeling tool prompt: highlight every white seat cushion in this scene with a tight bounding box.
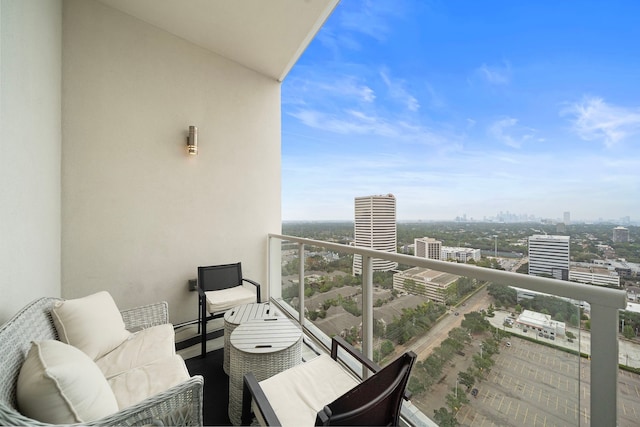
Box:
[96,324,176,379]
[205,286,256,314]
[51,291,132,360]
[255,354,359,426]
[107,355,190,409]
[17,340,119,424]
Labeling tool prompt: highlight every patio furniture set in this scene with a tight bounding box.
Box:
[1,262,415,426]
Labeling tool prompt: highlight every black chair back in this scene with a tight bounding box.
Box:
[315,351,416,426]
[198,263,243,292]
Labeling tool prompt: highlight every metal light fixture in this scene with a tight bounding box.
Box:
[187,126,198,155]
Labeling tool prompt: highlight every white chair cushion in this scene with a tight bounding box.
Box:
[255,354,359,426]
[205,286,256,314]
[51,291,132,360]
[107,355,190,409]
[17,340,119,424]
[96,324,176,379]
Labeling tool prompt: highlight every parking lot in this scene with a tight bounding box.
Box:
[455,337,640,426]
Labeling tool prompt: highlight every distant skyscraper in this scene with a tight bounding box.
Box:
[414,237,442,260]
[613,226,629,243]
[563,211,570,225]
[353,194,398,275]
[528,235,570,280]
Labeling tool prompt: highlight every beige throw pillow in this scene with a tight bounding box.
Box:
[51,291,131,360]
[17,340,119,424]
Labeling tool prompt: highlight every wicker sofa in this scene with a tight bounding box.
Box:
[0,296,204,426]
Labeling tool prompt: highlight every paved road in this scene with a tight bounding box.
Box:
[395,256,523,361]
[391,287,491,361]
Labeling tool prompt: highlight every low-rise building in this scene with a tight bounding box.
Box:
[515,309,566,338]
[441,246,481,262]
[569,263,620,287]
[392,267,459,304]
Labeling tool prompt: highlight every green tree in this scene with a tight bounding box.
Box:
[408,375,426,395]
[458,371,475,389]
[623,325,635,339]
[487,283,517,306]
[486,304,495,317]
[461,311,490,333]
[433,408,459,427]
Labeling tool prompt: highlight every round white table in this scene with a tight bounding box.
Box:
[228,317,302,426]
[223,302,279,374]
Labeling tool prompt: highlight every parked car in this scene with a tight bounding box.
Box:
[471,388,478,397]
[506,342,511,347]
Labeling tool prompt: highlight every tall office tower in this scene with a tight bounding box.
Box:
[613,226,630,243]
[528,235,570,280]
[563,211,571,225]
[353,194,398,275]
[414,237,442,260]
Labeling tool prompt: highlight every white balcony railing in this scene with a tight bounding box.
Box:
[267,233,627,427]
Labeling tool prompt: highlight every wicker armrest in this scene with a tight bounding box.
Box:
[120,301,169,332]
[0,376,204,427]
[88,374,204,426]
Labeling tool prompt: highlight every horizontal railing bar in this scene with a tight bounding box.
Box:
[270,233,626,310]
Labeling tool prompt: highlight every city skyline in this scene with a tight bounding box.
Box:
[281,0,640,222]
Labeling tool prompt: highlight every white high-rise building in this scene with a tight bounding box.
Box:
[563,211,571,225]
[613,226,629,243]
[414,237,442,260]
[353,194,397,275]
[528,235,570,280]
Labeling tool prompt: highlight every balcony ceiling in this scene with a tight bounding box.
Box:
[98,0,339,82]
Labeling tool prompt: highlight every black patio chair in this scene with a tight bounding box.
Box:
[242,336,416,426]
[198,262,260,357]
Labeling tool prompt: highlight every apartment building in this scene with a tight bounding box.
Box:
[441,247,482,262]
[414,237,442,260]
[352,194,398,274]
[528,235,570,280]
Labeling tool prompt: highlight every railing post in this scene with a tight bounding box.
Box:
[590,302,619,427]
[268,236,282,300]
[298,243,305,327]
[362,255,373,377]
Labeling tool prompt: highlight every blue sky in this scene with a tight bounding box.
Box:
[281,0,640,222]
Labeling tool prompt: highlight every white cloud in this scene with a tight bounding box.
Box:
[284,74,375,106]
[488,117,536,148]
[476,62,511,85]
[288,107,460,148]
[337,0,406,42]
[380,69,420,112]
[562,96,640,147]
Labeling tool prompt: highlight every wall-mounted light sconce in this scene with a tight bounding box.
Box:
[187,126,198,155]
